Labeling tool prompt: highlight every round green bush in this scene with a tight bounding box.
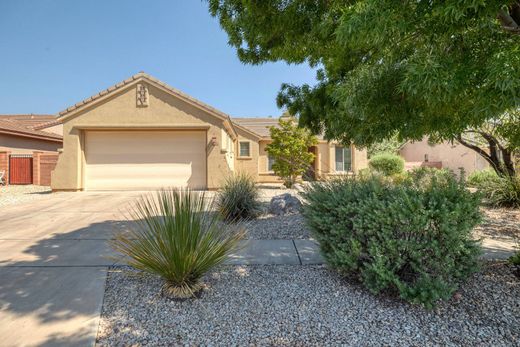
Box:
[368,153,405,176]
[302,174,482,308]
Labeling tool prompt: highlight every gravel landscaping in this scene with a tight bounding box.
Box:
[97,262,519,346]
[476,207,520,240]
[0,185,52,207]
[243,213,311,239]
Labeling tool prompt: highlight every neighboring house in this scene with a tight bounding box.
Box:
[51,72,367,191]
[0,115,63,185]
[0,115,62,153]
[399,137,488,175]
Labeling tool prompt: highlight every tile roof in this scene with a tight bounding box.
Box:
[231,117,326,140]
[57,72,251,138]
[231,117,279,137]
[0,115,62,141]
[0,114,57,129]
[58,72,233,123]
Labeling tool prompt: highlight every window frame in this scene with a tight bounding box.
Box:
[238,141,251,158]
[335,145,353,172]
[267,154,275,172]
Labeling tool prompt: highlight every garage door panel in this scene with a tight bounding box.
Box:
[85,131,206,190]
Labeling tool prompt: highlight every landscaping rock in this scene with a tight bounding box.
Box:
[97,263,520,346]
[268,193,302,215]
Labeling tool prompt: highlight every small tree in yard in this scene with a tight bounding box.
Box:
[266,117,318,188]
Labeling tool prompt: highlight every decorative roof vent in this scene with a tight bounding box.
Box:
[136,83,149,107]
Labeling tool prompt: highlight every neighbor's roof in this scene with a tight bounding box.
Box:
[0,114,57,129]
[0,115,62,142]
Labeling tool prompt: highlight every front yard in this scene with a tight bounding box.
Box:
[96,187,520,346]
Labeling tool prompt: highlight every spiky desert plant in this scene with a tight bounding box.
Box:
[216,172,261,221]
[111,189,245,299]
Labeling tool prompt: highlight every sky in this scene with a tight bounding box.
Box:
[0,0,316,117]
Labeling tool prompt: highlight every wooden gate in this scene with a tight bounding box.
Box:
[9,155,33,185]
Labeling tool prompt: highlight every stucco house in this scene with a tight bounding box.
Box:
[0,115,62,153]
[399,137,489,174]
[51,72,367,191]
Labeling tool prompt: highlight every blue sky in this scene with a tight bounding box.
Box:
[0,1,316,117]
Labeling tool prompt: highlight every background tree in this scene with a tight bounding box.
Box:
[266,117,318,188]
[208,0,520,177]
[367,134,406,158]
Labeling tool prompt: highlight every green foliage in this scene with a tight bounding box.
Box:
[216,172,262,221]
[208,0,520,166]
[302,175,482,308]
[479,175,520,208]
[467,168,500,187]
[368,135,405,157]
[509,249,520,266]
[408,167,461,188]
[265,117,318,188]
[111,189,245,299]
[368,153,404,176]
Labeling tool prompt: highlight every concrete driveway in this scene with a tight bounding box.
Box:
[0,192,140,347]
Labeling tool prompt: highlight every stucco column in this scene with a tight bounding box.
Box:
[0,151,10,185]
[32,151,43,186]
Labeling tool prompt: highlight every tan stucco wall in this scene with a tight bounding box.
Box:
[233,128,260,181]
[257,140,282,183]
[52,81,233,190]
[255,139,368,182]
[317,142,368,178]
[0,133,61,154]
[399,137,488,175]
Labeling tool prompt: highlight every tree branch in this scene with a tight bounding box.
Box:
[498,5,520,35]
[457,134,501,173]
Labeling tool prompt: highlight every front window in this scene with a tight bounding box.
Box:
[239,142,250,157]
[268,154,275,171]
[335,146,352,172]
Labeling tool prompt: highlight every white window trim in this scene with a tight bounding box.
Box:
[335,145,353,172]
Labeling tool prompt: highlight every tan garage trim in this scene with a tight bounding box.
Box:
[84,130,207,190]
[74,124,210,130]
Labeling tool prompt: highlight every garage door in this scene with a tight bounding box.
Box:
[85,131,206,190]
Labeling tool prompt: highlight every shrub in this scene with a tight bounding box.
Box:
[407,167,457,188]
[302,175,482,308]
[111,189,245,299]
[479,175,520,208]
[216,173,262,221]
[368,153,405,176]
[467,169,499,188]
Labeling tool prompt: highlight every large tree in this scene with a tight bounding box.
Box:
[208,0,520,176]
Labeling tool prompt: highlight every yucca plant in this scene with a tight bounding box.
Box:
[216,172,261,221]
[480,175,520,208]
[111,189,245,299]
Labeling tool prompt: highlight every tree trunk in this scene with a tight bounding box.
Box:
[457,133,517,178]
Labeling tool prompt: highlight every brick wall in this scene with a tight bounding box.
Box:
[0,151,10,185]
[32,151,59,186]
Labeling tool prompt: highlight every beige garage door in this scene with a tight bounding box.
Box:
[85,130,206,190]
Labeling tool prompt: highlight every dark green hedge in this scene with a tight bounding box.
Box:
[302,173,482,307]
